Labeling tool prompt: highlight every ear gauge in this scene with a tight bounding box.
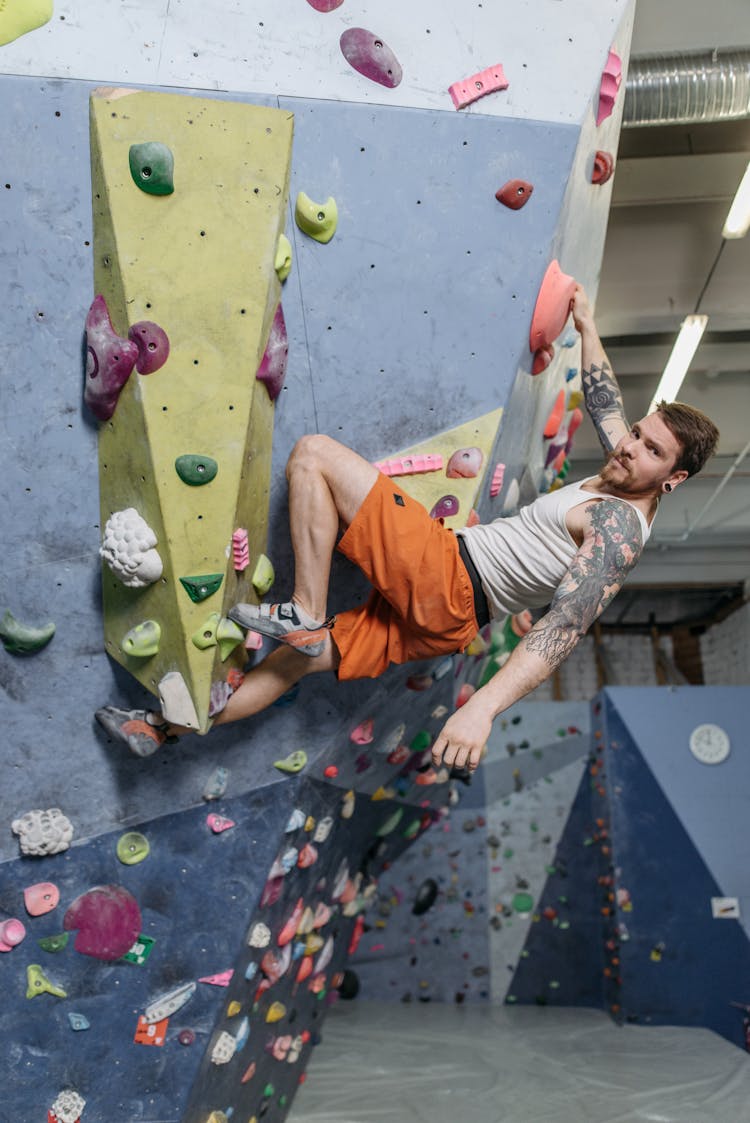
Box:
[664,482,673,493]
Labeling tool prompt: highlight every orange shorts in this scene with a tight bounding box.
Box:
[330,473,480,680]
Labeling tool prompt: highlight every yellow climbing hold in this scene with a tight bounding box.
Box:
[266,1001,287,1023]
[275,233,293,281]
[567,390,584,410]
[205,1113,229,1123]
[26,963,67,999]
[295,191,338,244]
[0,0,52,46]
[192,613,221,650]
[371,786,395,801]
[274,750,307,774]
[252,554,275,596]
[217,617,245,661]
[227,1000,242,1017]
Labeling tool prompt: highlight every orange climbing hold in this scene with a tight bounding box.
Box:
[529,260,577,352]
[543,391,566,439]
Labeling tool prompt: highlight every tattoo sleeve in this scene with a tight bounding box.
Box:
[524,500,643,669]
[581,360,628,452]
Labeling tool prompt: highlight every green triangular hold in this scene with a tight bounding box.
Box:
[38,933,69,953]
[179,574,224,603]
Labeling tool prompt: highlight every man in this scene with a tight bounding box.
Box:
[97,285,719,769]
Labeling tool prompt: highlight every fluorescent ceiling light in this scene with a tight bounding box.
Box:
[648,314,708,413]
[722,160,750,239]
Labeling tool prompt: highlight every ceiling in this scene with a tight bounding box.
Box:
[576,0,750,627]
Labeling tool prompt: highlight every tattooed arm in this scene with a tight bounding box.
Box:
[432,499,643,771]
[571,284,629,453]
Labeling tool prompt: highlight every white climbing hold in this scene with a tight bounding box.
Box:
[100,508,163,587]
[12,809,74,857]
[157,671,200,730]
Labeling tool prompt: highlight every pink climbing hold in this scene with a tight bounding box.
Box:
[198,969,234,986]
[374,453,443,476]
[256,304,288,401]
[84,294,138,421]
[0,918,26,952]
[430,495,459,520]
[529,260,577,352]
[489,463,505,498]
[496,179,534,209]
[24,881,60,917]
[206,813,236,833]
[532,344,554,375]
[244,629,264,650]
[340,28,403,89]
[306,0,344,9]
[350,718,374,745]
[261,876,285,908]
[63,884,142,961]
[278,897,305,946]
[597,49,622,126]
[446,447,483,479]
[128,320,170,374]
[232,528,250,572]
[592,150,615,185]
[449,64,509,110]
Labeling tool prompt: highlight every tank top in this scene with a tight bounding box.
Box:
[457,478,653,620]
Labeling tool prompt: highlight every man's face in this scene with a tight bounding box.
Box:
[600,412,685,495]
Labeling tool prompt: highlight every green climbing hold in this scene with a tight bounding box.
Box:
[275,233,293,281]
[26,963,67,999]
[38,933,69,953]
[512,892,534,914]
[0,609,55,655]
[294,191,338,244]
[503,848,514,859]
[122,934,156,965]
[192,612,221,650]
[179,574,223,603]
[217,617,245,661]
[252,554,275,596]
[175,454,218,486]
[263,1084,275,1097]
[116,831,150,866]
[129,142,175,196]
[274,750,308,774]
[121,619,161,658]
[376,807,404,837]
[410,730,432,753]
[403,819,421,840]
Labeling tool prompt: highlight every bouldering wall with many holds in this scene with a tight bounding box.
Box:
[0,0,636,1119]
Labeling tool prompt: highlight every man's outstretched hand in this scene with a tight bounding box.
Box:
[431,695,493,772]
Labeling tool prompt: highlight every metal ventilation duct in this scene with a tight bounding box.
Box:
[623,48,750,127]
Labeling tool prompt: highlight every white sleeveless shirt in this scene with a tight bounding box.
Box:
[457,478,653,620]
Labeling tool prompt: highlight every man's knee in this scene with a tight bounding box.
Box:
[286,434,342,481]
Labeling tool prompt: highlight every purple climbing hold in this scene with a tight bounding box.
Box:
[128,321,170,375]
[430,495,460,520]
[84,295,138,421]
[545,441,565,469]
[63,884,142,961]
[340,28,403,89]
[256,304,288,402]
[307,0,344,9]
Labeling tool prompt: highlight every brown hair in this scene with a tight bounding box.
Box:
[655,400,719,477]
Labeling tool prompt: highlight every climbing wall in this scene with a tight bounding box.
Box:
[0,1,637,1120]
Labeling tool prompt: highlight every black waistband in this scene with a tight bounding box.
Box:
[457,535,490,629]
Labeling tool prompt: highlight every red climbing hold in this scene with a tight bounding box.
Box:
[63,884,141,961]
[543,391,566,440]
[529,260,577,352]
[323,765,338,778]
[532,344,554,376]
[306,0,344,9]
[592,150,615,185]
[496,179,534,209]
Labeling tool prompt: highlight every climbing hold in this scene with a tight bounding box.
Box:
[266,1002,287,1023]
[144,981,196,1024]
[415,769,437,786]
[323,765,338,779]
[375,453,443,476]
[489,463,505,498]
[116,832,150,866]
[270,846,299,877]
[279,898,305,946]
[158,671,199,730]
[295,191,339,243]
[128,142,175,196]
[275,233,293,282]
[12,808,73,856]
[285,808,306,832]
[413,879,439,916]
[532,344,554,375]
[38,933,69,953]
[226,1000,242,1018]
[207,814,235,834]
[217,617,245,661]
[567,389,583,411]
[566,366,578,382]
[376,808,403,836]
[198,969,234,985]
[241,1060,257,1084]
[256,303,289,401]
[449,64,509,110]
[545,440,565,469]
[24,882,59,917]
[406,673,433,691]
[543,390,566,439]
[274,750,307,774]
[512,891,534,914]
[175,453,218,487]
[262,944,292,983]
[496,179,534,209]
[0,610,55,656]
[502,477,520,514]
[597,50,622,126]
[355,752,371,773]
[179,573,223,603]
[566,407,584,444]
[592,150,615,185]
[261,877,284,907]
[456,683,476,708]
[84,294,139,421]
[530,260,577,352]
[203,765,229,800]
[50,1090,86,1123]
[128,320,170,374]
[340,27,402,88]
[252,554,275,596]
[26,963,67,999]
[121,619,161,658]
[0,0,52,46]
[192,612,221,650]
[64,885,141,961]
[341,790,355,819]
[101,508,163,588]
[235,1016,250,1049]
[232,528,250,571]
[211,1030,237,1064]
[306,0,344,9]
[446,447,484,479]
[0,918,26,951]
[350,718,374,744]
[410,730,432,753]
[430,495,459,520]
[314,935,334,974]
[178,1029,196,1046]
[68,1012,90,1031]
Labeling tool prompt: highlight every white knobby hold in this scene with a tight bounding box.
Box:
[12,809,74,856]
[51,1089,86,1123]
[100,508,163,587]
[211,1030,237,1065]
